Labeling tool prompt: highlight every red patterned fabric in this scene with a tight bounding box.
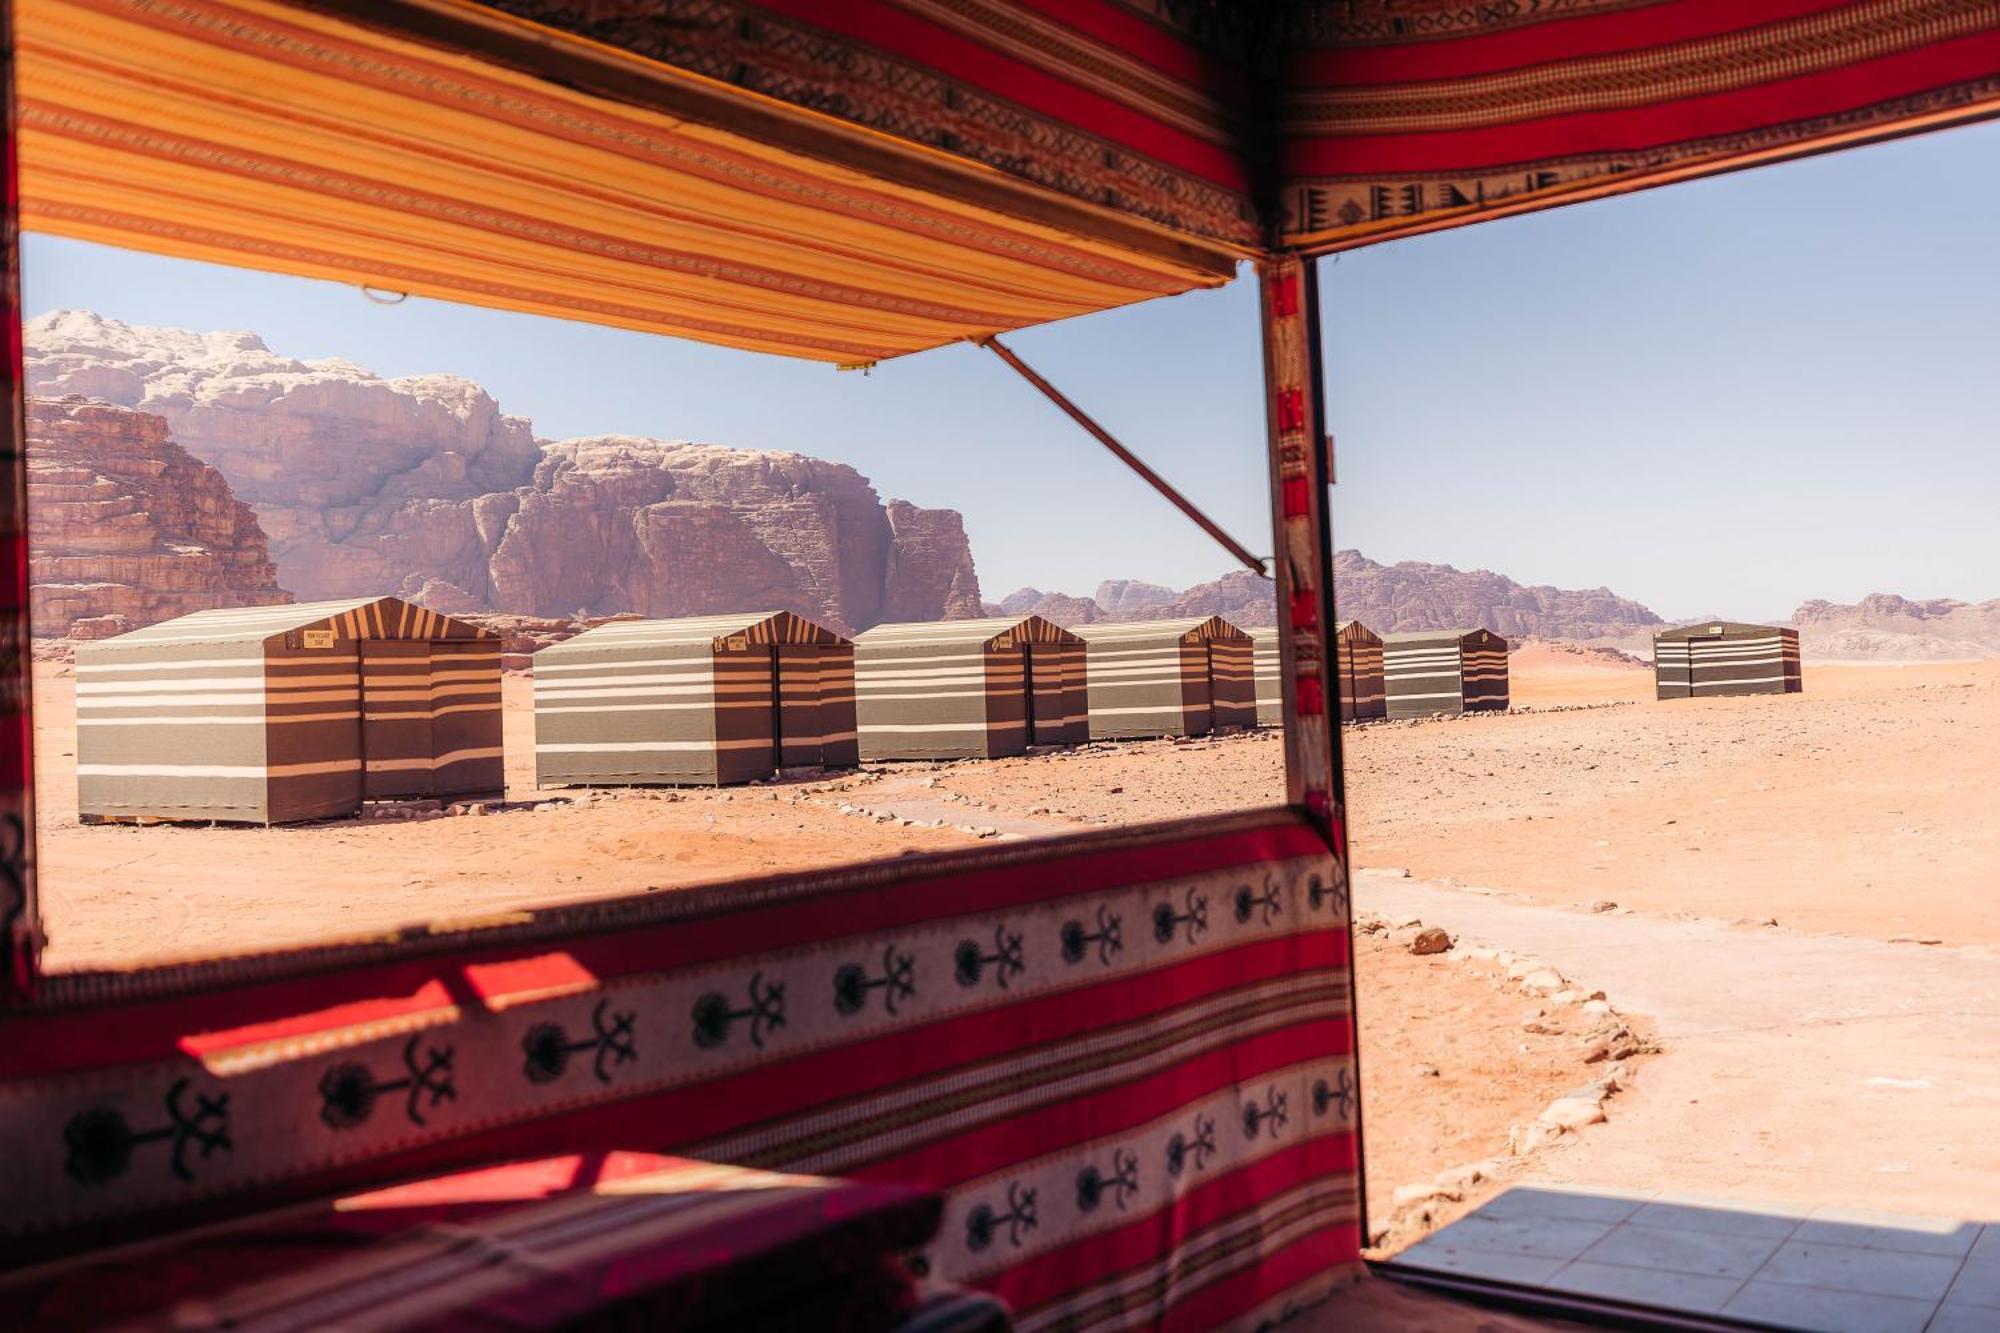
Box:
[0,813,1359,1331]
[1278,0,2000,247]
[3,1153,937,1331]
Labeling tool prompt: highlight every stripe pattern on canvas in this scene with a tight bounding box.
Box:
[75,597,501,823]
[1381,628,1509,720]
[855,617,1085,761]
[1075,617,1256,740]
[1654,622,1803,699]
[534,611,856,786]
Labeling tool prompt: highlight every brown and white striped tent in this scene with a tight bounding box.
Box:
[1255,623,1386,725]
[75,597,503,824]
[853,616,1085,761]
[1075,617,1255,740]
[534,612,857,787]
[1382,629,1510,720]
[1654,622,1803,700]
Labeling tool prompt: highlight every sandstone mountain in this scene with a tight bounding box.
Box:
[27,396,288,637]
[24,310,982,632]
[1006,552,1664,641]
[1792,593,2000,661]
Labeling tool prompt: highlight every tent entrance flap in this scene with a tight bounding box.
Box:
[360,640,433,800]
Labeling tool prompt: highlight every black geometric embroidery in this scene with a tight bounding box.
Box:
[319,1035,457,1130]
[965,1181,1038,1252]
[1306,869,1350,916]
[954,924,1025,990]
[1152,886,1209,946]
[1060,904,1123,967]
[1165,1112,1218,1178]
[65,1078,231,1185]
[692,970,786,1050]
[1313,1068,1356,1123]
[1234,878,1282,926]
[1242,1084,1289,1141]
[833,945,917,1017]
[522,999,638,1085]
[1075,1147,1139,1213]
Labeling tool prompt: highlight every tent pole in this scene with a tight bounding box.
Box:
[974,336,1267,578]
[1257,253,1365,1234]
[0,0,41,1001]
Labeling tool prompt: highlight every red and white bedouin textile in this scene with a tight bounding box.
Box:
[3,1153,948,1331]
[0,810,1359,1331]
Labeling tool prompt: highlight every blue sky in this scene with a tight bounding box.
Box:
[22,117,2000,620]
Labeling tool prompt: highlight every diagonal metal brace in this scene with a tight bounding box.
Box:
[974,336,1268,577]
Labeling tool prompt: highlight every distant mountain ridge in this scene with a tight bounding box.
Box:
[24,310,981,632]
[1793,593,2000,661]
[994,552,1664,642]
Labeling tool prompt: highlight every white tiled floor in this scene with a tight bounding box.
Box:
[1393,1187,1999,1331]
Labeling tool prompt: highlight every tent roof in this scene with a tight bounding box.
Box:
[1381,629,1495,646]
[1074,616,1247,644]
[20,0,1997,364]
[542,611,845,654]
[856,616,1081,650]
[84,597,495,649]
[1656,621,1791,642]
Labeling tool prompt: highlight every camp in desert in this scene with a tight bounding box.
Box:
[4,4,2000,1329]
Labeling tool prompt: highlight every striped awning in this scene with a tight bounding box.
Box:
[12,0,1242,366]
[13,1,2000,361]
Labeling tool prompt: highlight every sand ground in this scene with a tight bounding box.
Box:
[30,648,2000,1247]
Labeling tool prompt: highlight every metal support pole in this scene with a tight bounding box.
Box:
[975,335,1267,578]
[1258,253,1363,1233]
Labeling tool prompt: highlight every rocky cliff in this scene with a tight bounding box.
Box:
[1793,593,2000,660]
[24,310,982,632]
[26,396,289,637]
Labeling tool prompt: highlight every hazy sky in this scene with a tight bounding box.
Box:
[22,118,2000,620]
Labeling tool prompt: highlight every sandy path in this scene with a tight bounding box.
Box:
[929,658,2000,947]
[1357,869,2000,1222]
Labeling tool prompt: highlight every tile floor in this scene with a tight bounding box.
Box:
[1392,1187,1998,1332]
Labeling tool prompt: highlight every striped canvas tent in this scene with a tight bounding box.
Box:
[853,616,1084,761]
[1655,623,1803,700]
[533,612,857,787]
[1076,617,1255,740]
[1382,629,1510,720]
[75,597,502,824]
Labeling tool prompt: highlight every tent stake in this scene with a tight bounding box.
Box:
[975,336,1268,578]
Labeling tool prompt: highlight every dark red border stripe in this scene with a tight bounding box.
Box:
[985,1132,1358,1314]
[853,1019,1349,1190]
[1286,29,2000,173]
[1159,1218,1363,1333]
[745,0,1248,187]
[1006,0,1244,91]
[1289,0,1859,85]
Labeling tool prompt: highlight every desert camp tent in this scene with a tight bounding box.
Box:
[1255,622,1387,725]
[534,612,856,787]
[1076,617,1255,739]
[1383,629,1510,720]
[853,616,1084,761]
[76,597,503,824]
[1655,622,1803,699]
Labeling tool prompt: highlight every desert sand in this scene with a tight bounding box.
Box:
[29,648,1999,1253]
